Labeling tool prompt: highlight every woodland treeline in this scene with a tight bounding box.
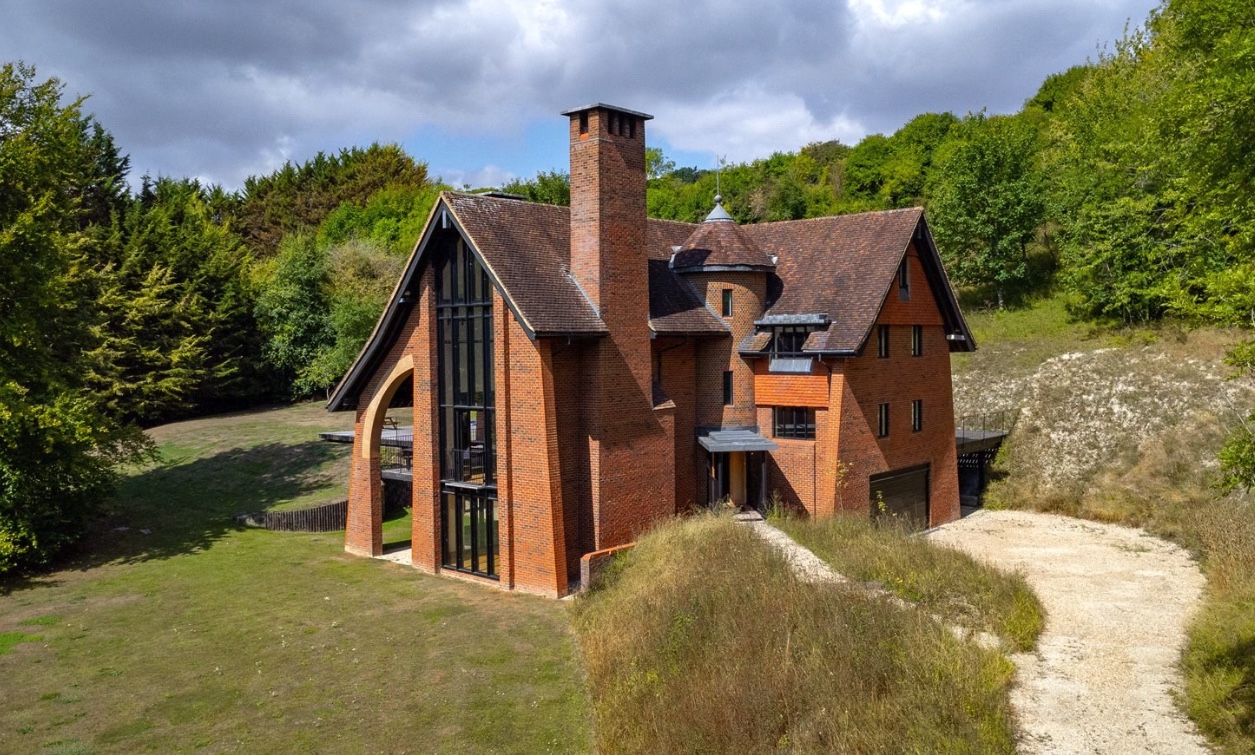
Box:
[1,0,1252,572]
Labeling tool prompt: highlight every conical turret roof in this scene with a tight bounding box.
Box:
[672,198,776,272]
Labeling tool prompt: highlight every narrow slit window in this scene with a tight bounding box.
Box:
[911,325,923,357]
[899,259,911,300]
[722,371,733,406]
[721,289,733,317]
[911,399,923,432]
[579,111,588,135]
[878,403,890,438]
[877,325,890,358]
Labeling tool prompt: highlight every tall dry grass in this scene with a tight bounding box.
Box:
[779,515,1043,651]
[573,515,1016,754]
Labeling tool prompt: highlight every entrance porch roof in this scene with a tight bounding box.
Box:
[698,428,779,453]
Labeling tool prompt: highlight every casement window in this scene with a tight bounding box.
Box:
[911,399,923,432]
[877,325,890,358]
[770,325,816,356]
[877,403,890,438]
[774,407,816,440]
[435,237,498,578]
[911,325,923,357]
[722,289,733,317]
[898,259,910,300]
[723,371,733,405]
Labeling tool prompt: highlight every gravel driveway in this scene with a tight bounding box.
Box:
[927,509,1210,754]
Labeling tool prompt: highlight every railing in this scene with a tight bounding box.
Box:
[380,445,412,473]
[955,410,1018,437]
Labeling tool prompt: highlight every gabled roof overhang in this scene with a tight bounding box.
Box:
[851,214,976,355]
[326,195,604,412]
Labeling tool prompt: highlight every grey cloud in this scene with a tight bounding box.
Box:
[0,0,1158,188]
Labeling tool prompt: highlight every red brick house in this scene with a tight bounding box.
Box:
[326,103,975,597]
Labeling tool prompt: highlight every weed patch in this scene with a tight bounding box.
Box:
[0,632,40,655]
[574,515,1016,754]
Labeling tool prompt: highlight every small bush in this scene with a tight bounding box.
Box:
[574,515,1017,754]
[780,514,1044,651]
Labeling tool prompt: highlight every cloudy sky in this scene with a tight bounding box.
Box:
[1,0,1158,190]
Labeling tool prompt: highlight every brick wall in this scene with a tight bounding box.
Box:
[569,105,674,552]
[832,245,960,526]
[747,245,960,527]
[655,338,700,511]
[499,320,569,597]
[686,271,767,428]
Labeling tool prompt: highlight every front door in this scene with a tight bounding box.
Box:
[709,451,765,510]
[708,452,729,506]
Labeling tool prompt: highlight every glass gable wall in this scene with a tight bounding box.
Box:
[435,237,499,578]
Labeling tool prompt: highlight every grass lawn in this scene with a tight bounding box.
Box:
[0,402,592,754]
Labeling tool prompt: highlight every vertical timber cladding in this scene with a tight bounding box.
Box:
[869,463,930,526]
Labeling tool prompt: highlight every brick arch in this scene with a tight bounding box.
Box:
[361,354,415,460]
[345,354,414,557]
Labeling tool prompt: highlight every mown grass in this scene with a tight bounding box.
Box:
[778,515,1044,651]
[573,514,1017,754]
[963,295,1255,752]
[0,402,592,754]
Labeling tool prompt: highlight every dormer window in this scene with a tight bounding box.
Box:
[770,326,816,356]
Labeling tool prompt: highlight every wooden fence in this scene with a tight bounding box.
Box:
[236,499,348,533]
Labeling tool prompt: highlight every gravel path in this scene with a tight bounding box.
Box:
[927,510,1210,754]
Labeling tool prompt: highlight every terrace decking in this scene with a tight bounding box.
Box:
[320,427,413,481]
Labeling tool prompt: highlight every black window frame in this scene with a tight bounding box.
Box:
[721,288,733,318]
[911,399,923,432]
[769,325,817,357]
[774,407,816,440]
[441,490,498,578]
[434,236,499,579]
[877,403,890,438]
[898,259,910,300]
[877,325,890,358]
[911,325,923,357]
[722,370,733,406]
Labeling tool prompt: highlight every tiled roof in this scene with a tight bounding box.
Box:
[446,194,727,336]
[646,219,730,335]
[673,213,776,271]
[446,194,606,336]
[328,195,970,411]
[743,207,936,353]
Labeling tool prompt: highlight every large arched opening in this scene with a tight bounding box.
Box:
[352,354,415,558]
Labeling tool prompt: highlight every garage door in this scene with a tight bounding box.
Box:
[869,464,930,527]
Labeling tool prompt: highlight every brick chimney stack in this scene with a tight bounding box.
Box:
[563,103,651,312]
[562,103,672,550]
